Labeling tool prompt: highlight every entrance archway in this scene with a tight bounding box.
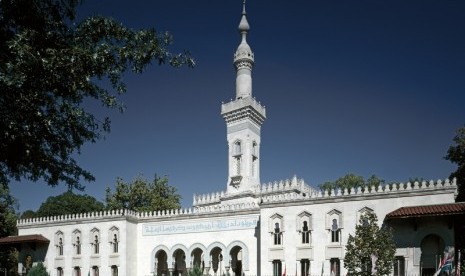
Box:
[173,249,187,276]
[191,248,204,272]
[210,247,224,276]
[421,234,445,276]
[230,245,243,276]
[155,250,168,276]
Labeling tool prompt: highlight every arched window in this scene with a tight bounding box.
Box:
[326,209,342,244]
[234,140,242,155]
[274,223,282,245]
[74,266,81,276]
[109,226,119,253]
[90,228,100,255]
[330,258,340,276]
[92,266,99,276]
[272,260,282,276]
[58,238,64,255]
[94,235,99,254]
[57,267,63,276]
[300,259,310,276]
[297,211,312,245]
[302,221,310,244]
[113,234,119,253]
[55,231,64,256]
[73,230,81,255]
[331,219,340,243]
[269,214,284,246]
[111,265,118,276]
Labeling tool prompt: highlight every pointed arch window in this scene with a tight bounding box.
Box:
[269,214,283,246]
[234,140,242,155]
[297,212,312,245]
[72,230,81,255]
[331,219,340,243]
[55,231,64,256]
[326,210,342,244]
[109,226,119,253]
[90,228,100,255]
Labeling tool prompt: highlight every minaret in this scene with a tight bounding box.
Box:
[221,2,266,196]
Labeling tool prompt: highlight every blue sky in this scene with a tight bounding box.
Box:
[11,0,465,212]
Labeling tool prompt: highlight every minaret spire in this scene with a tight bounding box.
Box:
[234,0,254,99]
[221,3,266,197]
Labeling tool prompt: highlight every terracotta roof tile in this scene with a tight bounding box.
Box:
[0,234,49,245]
[386,202,465,219]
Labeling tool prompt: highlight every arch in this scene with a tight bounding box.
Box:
[297,211,312,230]
[420,234,445,275]
[227,240,250,271]
[326,209,343,229]
[151,245,170,273]
[413,226,454,246]
[233,139,242,155]
[171,244,188,276]
[188,243,207,267]
[205,242,227,265]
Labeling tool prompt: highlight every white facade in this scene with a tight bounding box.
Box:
[17,3,459,276]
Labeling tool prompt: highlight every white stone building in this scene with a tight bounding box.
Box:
[9,3,462,276]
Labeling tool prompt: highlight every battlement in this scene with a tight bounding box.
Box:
[261,178,457,204]
[192,176,313,206]
[17,178,457,227]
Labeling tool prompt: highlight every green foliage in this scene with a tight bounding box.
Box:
[105,174,181,212]
[319,173,384,194]
[27,262,49,276]
[20,209,37,219]
[35,191,105,217]
[0,0,194,190]
[0,184,18,274]
[188,264,204,276]
[445,126,465,202]
[0,184,18,237]
[344,212,396,276]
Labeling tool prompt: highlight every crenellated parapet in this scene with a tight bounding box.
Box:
[193,191,224,206]
[260,178,457,204]
[17,203,259,227]
[17,178,457,227]
[17,209,139,227]
[258,175,315,196]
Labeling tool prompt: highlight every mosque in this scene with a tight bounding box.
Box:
[4,3,463,276]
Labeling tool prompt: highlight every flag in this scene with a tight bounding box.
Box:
[434,247,454,276]
[283,263,286,276]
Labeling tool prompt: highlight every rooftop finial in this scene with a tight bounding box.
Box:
[238,0,250,33]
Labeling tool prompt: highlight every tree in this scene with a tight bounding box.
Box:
[445,126,465,202]
[344,212,396,276]
[27,262,49,276]
[188,264,204,276]
[105,174,181,212]
[35,191,105,217]
[0,184,19,275]
[319,174,384,194]
[20,209,37,219]
[0,0,194,190]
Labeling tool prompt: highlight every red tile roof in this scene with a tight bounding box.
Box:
[386,202,465,219]
[0,234,49,245]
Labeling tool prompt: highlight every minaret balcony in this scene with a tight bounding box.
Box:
[221,97,266,125]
